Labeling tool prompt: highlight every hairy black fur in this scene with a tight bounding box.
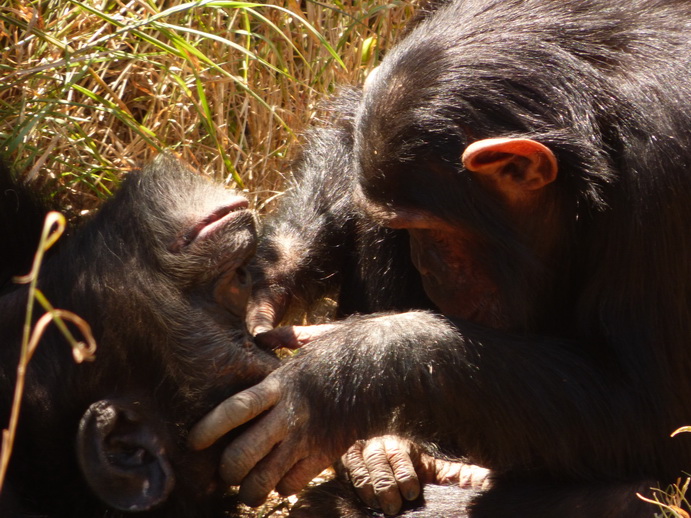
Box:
[291,479,481,518]
[0,160,47,287]
[0,155,278,517]
[254,0,691,516]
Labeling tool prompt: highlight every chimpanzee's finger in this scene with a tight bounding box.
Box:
[254,327,300,349]
[247,290,287,336]
[236,436,306,506]
[187,376,281,450]
[382,436,421,502]
[342,442,379,509]
[276,451,336,497]
[256,324,338,350]
[456,462,491,489]
[361,438,405,515]
[291,324,337,346]
[219,409,290,486]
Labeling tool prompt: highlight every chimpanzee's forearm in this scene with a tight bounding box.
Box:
[285,311,667,478]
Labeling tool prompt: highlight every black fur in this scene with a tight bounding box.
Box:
[0,160,47,287]
[291,479,481,518]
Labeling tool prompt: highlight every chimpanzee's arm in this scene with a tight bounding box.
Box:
[277,312,640,474]
[191,310,656,505]
[247,91,363,334]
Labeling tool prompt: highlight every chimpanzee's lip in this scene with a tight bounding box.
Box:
[196,197,250,241]
[169,196,250,252]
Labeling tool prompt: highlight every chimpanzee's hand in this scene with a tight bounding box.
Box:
[341,436,422,515]
[187,371,339,506]
[341,436,490,515]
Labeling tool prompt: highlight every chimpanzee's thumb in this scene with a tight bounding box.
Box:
[247,292,285,336]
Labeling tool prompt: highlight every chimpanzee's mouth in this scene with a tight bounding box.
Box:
[169,196,250,252]
[196,198,251,242]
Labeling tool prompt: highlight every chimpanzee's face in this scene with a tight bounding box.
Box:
[60,156,278,516]
[356,193,502,326]
[406,225,500,326]
[124,157,260,325]
[163,187,258,322]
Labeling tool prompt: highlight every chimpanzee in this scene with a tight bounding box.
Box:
[188,0,691,516]
[0,155,279,517]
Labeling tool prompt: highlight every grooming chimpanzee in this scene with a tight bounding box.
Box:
[188,0,691,516]
[0,155,278,517]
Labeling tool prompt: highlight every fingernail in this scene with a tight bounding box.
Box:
[364,498,379,509]
[383,503,399,516]
[405,489,419,501]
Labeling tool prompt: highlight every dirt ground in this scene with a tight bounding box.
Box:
[234,469,335,517]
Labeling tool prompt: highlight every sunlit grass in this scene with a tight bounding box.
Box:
[0,0,416,216]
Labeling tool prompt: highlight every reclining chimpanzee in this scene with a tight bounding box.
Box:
[0,155,278,517]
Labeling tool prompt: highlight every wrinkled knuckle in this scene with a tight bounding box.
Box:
[252,303,276,322]
[239,389,267,416]
[247,300,281,334]
[343,444,364,464]
[220,446,254,484]
[460,464,490,489]
[344,455,368,475]
[432,461,457,484]
[246,469,276,496]
[350,439,366,451]
[349,469,372,488]
[371,476,398,495]
[219,403,239,426]
[363,446,388,465]
[394,470,418,485]
[388,449,413,467]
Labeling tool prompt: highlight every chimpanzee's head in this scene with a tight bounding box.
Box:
[0,155,278,516]
[352,0,627,331]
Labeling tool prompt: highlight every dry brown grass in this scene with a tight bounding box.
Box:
[0,0,417,215]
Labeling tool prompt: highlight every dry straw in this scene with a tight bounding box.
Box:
[0,0,416,215]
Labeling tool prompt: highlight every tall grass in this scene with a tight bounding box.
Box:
[0,0,417,215]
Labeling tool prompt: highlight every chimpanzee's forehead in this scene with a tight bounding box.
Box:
[126,156,240,213]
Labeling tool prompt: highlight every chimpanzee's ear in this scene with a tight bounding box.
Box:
[76,399,175,511]
[462,138,558,199]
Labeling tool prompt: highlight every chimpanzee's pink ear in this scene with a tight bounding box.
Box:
[462,138,558,195]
